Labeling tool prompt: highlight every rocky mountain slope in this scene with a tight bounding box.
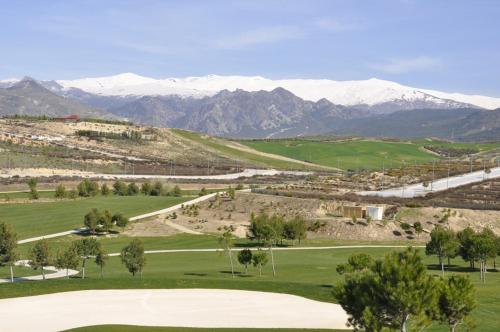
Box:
[0,78,115,119]
[1,75,499,141]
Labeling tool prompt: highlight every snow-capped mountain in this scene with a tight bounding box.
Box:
[53,73,500,110]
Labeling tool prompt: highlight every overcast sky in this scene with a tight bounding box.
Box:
[1,0,499,96]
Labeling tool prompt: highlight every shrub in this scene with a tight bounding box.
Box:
[171,185,182,197]
[140,182,152,195]
[113,181,128,196]
[127,182,140,196]
[100,183,111,196]
[54,184,66,199]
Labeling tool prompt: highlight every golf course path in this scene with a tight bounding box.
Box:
[105,245,424,257]
[18,190,251,244]
[0,260,78,283]
[358,166,500,198]
[0,289,350,331]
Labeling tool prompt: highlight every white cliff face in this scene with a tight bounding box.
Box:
[53,73,500,109]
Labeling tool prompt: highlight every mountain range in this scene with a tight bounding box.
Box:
[0,74,499,140]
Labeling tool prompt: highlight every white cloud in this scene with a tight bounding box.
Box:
[369,56,442,74]
[314,17,360,32]
[214,25,304,49]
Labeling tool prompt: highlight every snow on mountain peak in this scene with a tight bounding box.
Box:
[12,73,497,110]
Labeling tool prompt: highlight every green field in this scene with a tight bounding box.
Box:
[0,195,191,240]
[172,129,319,171]
[2,239,499,332]
[241,139,437,170]
[240,138,500,171]
[0,190,56,200]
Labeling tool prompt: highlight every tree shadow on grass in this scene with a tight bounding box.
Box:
[219,270,243,275]
[184,272,208,277]
[319,284,333,289]
[426,264,475,273]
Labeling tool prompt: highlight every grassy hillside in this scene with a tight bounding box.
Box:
[240,138,500,171]
[172,129,322,171]
[0,195,190,239]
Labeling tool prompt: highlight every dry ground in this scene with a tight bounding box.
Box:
[127,192,500,241]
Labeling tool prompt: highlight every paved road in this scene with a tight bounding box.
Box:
[0,289,350,331]
[0,168,311,180]
[0,260,78,283]
[358,167,500,198]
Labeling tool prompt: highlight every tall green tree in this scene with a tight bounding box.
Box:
[219,229,235,277]
[74,238,101,279]
[121,238,146,277]
[436,275,476,332]
[54,183,66,199]
[77,179,100,197]
[83,208,101,234]
[127,182,140,196]
[426,226,458,275]
[237,248,252,274]
[457,227,476,270]
[0,222,18,282]
[252,249,268,276]
[28,239,52,280]
[54,245,80,278]
[100,183,111,196]
[247,213,282,276]
[471,230,496,282]
[95,247,109,278]
[98,210,114,233]
[336,253,374,275]
[113,180,128,196]
[283,216,307,245]
[27,177,39,200]
[334,248,438,332]
[112,213,129,231]
[140,181,152,195]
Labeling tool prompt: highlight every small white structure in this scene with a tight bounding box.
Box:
[366,206,384,221]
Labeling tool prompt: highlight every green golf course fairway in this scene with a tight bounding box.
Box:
[241,139,437,170]
[241,139,500,170]
[0,195,191,240]
[1,244,498,332]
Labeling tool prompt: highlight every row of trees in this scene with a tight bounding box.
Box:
[426,226,500,281]
[28,237,146,279]
[113,180,181,197]
[334,248,476,332]
[76,129,142,141]
[1,221,146,281]
[26,178,184,200]
[219,213,307,277]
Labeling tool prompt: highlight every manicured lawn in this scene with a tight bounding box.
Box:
[0,195,191,240]
[412,138,500,152]
[172,129,317,170]
[0,190,56,200]
[0,265,41,279]
[241,139,439,170]
[1,246,498,331]
[66,326,344,332]
[15,233,425,257]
